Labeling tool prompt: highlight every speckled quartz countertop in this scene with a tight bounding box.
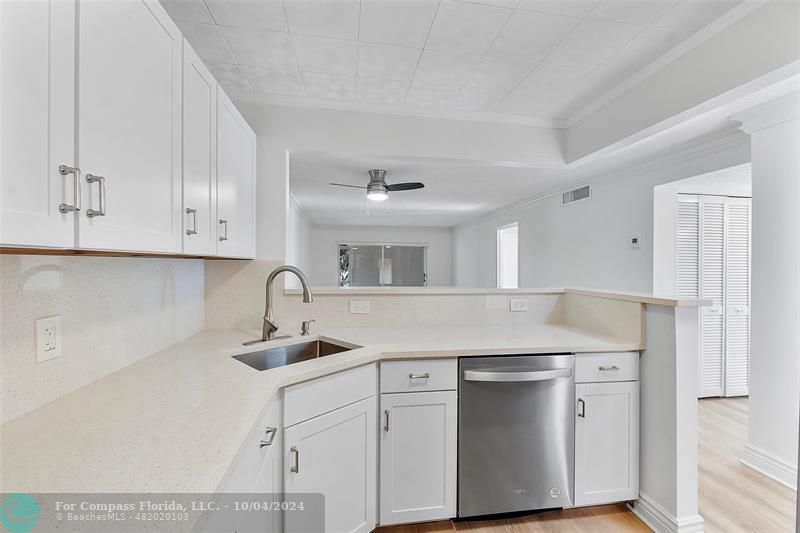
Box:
[0,324,641,494]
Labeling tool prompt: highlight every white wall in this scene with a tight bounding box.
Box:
[285,195,313,288]
[0,255,205,423]
[735,94,800,487]
[453,134,750,291]
[305,225,453,287]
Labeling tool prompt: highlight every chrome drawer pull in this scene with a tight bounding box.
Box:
[58,165,81,213]
[259,426,277,448]
[384,409,390,432]
[85,174,106,218]
[185,208,198,235]
[219,219,228,241]
[290,446,299,473]
[599,365,620,371]
[408,373,430,379]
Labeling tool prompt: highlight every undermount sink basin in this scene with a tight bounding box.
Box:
[232,340,354,371]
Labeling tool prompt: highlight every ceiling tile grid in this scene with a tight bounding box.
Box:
[161,0,743,123]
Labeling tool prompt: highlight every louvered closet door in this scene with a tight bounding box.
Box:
[676,197,700,299]
[699,196,726,398]
[724,198,751,396]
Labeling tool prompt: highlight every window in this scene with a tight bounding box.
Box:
[497,223,519,289]
[338,244,427,287]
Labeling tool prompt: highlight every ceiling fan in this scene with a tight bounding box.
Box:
[330,169,425,202]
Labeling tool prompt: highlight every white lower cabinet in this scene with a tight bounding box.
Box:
[574,380,639,506]
[284,396,376,533]
[379,390,457,525]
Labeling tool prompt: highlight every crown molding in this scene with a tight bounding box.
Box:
[732,91,800,133]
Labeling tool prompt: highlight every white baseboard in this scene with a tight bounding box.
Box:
[741,442,798,490]
[630,493,705,533]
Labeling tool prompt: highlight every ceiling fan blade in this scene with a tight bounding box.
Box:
[386,182,425,192]
[329,182,368,190]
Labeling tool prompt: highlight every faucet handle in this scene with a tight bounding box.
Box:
[301,319,316,336]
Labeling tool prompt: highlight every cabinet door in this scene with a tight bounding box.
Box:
[217,89,256,259]
[284,396,376,533]
[380,391,456,525]
[182,40,217,256]
[77,0,182,253]
[575,381,639,506]
[0,0,76,247]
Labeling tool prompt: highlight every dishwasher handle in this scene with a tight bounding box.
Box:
[463,367,572,382]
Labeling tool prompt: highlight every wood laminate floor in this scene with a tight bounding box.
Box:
[379,398,796,533]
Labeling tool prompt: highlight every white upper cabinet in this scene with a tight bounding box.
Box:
[217,90,256,259]
[0,0,76,248]
[77,0,183,253]
[182,40,218,256]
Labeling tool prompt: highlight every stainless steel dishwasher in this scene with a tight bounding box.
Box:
[458,354,575,517]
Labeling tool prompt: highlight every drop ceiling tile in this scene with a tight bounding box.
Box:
[465,56,539,92]
[424,0,512,54]
[359,0,439,48]
[490,10,580,58]
[447,87,505,111]
[495,90,561,116]
[302,72,356,99]
[587,0,677,26]
[242,65,304,95]
[358,43,422,83]
[221,26,295,69]
[177,22,236,64]
[206,62,253,91]
[406,85,462,108]
[412,50,482,87]
[357,78,409,104]
[283,0,359,40]
[160,0,213,24]
[515,61,589,94]
[546,18,643,69]
[516,0,599,18]
[204,0,288,32]
[652,0,741,34]
[604,26,689,73]
[293,35,358,77]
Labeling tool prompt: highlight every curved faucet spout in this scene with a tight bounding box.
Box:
[261,265,314,342]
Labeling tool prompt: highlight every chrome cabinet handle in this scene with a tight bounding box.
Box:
[218,219,228,241]
[599,365,620,371]
[58,165,81,213]
[185,208,198,235]
[290,446,299,473]
[259,426,277,448]
[408,373,430,379]
[384,409,390,432]
[577,398,585,418]
[85,174,106,218]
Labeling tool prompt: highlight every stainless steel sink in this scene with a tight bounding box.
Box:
[232,340,354,371]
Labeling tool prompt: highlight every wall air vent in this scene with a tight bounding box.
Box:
[562,185,591,205]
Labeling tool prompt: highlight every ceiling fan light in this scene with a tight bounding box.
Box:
[367,190,388,201]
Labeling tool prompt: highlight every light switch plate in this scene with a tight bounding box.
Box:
[349,300,370,314]
[509,298,528,312]
[36,315,62,363]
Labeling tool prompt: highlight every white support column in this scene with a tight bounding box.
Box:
[732,92,800,489]
[633,304,704,533]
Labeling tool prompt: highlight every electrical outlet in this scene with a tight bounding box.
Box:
[349,300,370,314]
[36,316,62,363]
[509,298,529,312]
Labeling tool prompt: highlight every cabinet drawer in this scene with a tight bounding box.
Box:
[381,359,457,393]
[284,363,376,427]
[575,352,639,383]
